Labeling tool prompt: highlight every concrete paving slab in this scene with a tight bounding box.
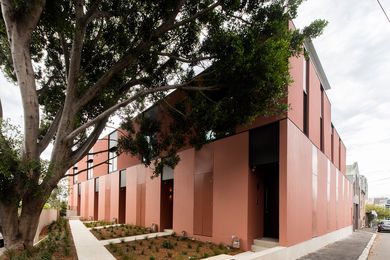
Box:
[69,219,115,260]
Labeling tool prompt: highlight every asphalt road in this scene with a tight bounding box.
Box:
[369,231,390,260]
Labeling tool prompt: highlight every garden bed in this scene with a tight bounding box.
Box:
[91,224,152,240]
[0,218,77,260]
[83,220,115,228]
[106,235,242,260]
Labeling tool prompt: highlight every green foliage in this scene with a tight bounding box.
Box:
[117,1,327,176]
[366,204,390,220]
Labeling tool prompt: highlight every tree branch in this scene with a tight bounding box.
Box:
[68,116,109,170]
[67,82,218,142]
[59,32,70,79]
[154,1,221,35]
[38,106,64,155]
[158,52,216,64]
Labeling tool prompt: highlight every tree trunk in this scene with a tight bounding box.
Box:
[0,201,22,250]
[0,197,46,249]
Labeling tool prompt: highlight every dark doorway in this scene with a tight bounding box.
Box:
[77,183,81,216]
[160,179,174,231]
[353,204,359,230]
[118,170,127,224]
[94,178,99,220]
[250,122,279,240]
[262,163,279,239]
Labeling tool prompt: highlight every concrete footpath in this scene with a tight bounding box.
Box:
[299,230,375,260]
[69,219,115,260]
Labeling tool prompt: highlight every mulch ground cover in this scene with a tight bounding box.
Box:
[106,235,242,260]
[91,224,152,240]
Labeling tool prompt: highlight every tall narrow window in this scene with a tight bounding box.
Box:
[303,91,308,135]
[303,58,309,135]
[320,87,324,152]
[95,177,99,192]
[73,165,78,184]
[339,138,342,169]
[108,131,118,173]
[331,125,334,162]
[120,169,126,188]
[87,149,93,180]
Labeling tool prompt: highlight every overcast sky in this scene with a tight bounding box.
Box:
[1,1,390,198]
[295,0,390,198]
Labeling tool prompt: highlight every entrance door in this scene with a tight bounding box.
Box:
[94,192,99,220]
[160,179,174,231]
[118,170,127,224]
[263,163,279,239]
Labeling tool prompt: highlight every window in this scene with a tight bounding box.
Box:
[303,58,309,135]
[120,169,126,188]
[95,177,99,192]
[303,91,308,135]
[331,125,334,162]
[87,149,93,180]
[73,165,78,184]
[320,87,324,152]
[108,131,118,173]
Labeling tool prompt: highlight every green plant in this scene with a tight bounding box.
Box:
[150,257,156,260]
[162,239,174,249]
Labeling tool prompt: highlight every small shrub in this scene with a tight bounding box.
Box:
[150,256,156,260]
[162,239,174,249]
[203,253,209,258]
[187,242,192,249]
[167,252,173,258]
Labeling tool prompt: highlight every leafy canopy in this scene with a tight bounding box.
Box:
[0,0,326,179]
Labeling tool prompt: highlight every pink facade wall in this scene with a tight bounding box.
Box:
[87,179,95,219]
[333,129,340,170]
[212,132,250,249]
[287,55,304,131]
[308,60,321,149]
[125,166,138,224]
[69,45,351,251]
[145,169,161,229]
[110,171,120,221]
[172,148,195,237]
[80,182,88,218]
[323,95,332,159]
[280,119,351,246]
[94,139,109,177]
[280,119,313,246]
[98,174,111,221]
[340,141,347,174]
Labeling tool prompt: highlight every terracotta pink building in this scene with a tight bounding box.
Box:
[68,40,352,257]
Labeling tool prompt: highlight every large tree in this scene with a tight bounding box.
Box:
[0,0,325,249]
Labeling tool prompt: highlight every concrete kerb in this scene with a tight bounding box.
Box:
[100,230,174,245]
[357,232,377,260]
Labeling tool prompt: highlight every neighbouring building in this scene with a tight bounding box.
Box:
[346,162,368,229]
[68,39,352,258]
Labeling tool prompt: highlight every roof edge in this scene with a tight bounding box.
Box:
[304,39,331,90]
